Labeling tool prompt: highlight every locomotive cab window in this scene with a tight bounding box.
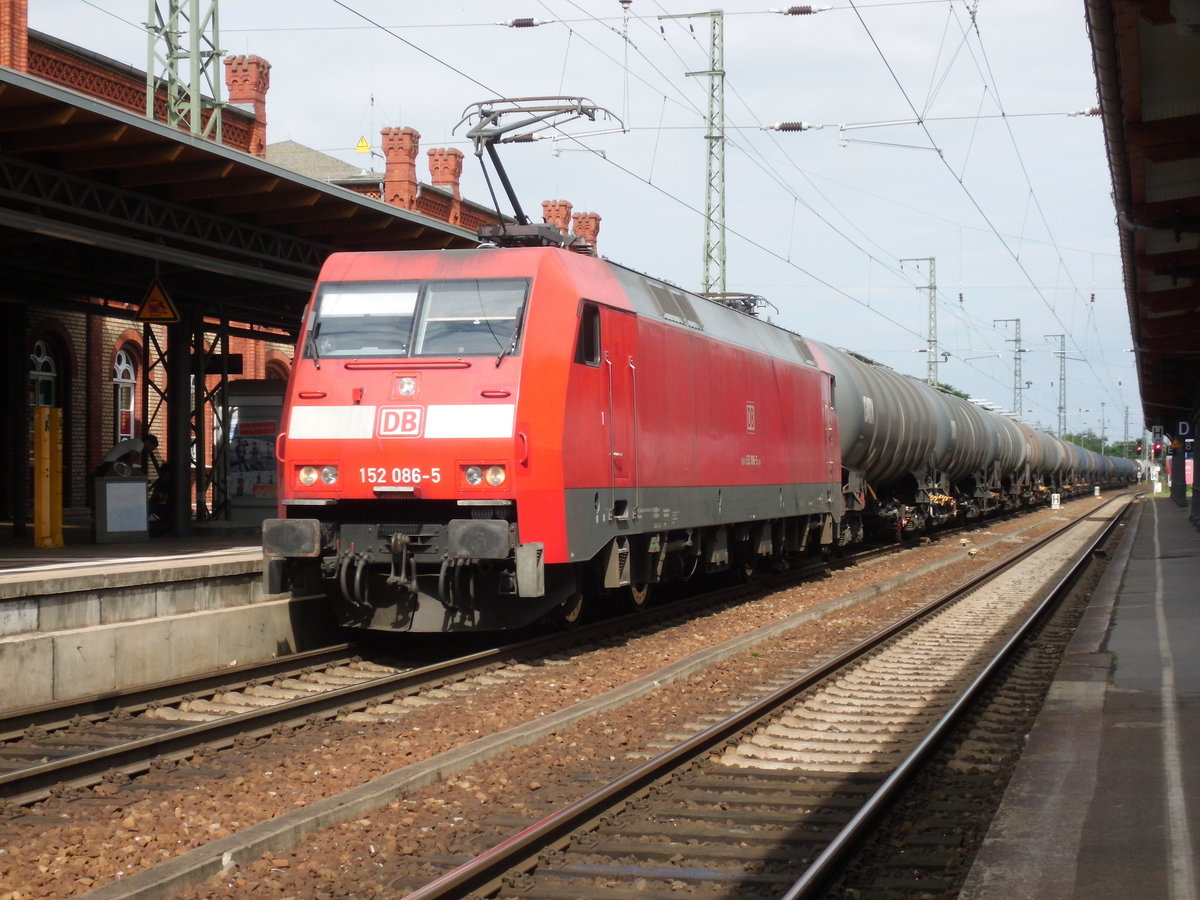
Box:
[413,279,528,357]
[306,278,529,360]
[574,302,601,366]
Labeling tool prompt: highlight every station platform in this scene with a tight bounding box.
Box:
[0,516,258,572]
[0,518,334,714]
[962,494,1200,899]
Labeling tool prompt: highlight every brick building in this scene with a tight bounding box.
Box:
[0,0,600,529]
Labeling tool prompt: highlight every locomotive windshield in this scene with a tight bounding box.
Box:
[305,278,529,359]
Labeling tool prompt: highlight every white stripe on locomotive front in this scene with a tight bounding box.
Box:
[287,404,515,440]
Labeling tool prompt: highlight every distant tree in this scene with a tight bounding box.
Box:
[1063,430,1102,453]
[1107,440,1139,458]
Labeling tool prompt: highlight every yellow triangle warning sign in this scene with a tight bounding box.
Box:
[137,278,180,323]
[355,135,371,154]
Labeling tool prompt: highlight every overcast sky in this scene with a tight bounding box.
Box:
[33,0,1143,442]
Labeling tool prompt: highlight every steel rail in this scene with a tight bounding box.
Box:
[781,495,1133,897]
[2,495,1112,809]
[402,495,1131,900]
[0,644,355,741]
[0,637,551,805]
[0,565,812,806]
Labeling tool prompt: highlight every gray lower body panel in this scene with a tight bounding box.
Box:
[563,481,838,564]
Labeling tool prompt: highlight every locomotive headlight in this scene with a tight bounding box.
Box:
[485,465,506,486]
[464,465,484,486]
[397,376,417,397]
[298,465,338,486]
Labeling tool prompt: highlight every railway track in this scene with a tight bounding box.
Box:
[0,497,1116,900]
[396,496,1131,899]
[0,552,854,808]
[0,517,947,811]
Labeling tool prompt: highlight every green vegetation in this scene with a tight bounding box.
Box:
[1062,432,1142,457]
[932,382,970,399]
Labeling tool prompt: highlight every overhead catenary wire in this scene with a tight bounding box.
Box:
[315,0,1109,415]
[113,0,1120,428]
[317,0,925,341]
[47,0,1132,432]
[941,2,1126,407]
[843,0,1128,422]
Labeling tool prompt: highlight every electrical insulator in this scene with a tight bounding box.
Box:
[782,6,814,13]
[766,122,823,132]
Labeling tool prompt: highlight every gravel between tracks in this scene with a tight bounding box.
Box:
[0,498,1111,900]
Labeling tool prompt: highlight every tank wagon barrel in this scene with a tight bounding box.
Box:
[795,338,1131,537]
[802,340,939,486]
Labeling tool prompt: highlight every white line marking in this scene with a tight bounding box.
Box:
[424,404,515,439]
[289,405,376,439]
[1152,500,1196,900]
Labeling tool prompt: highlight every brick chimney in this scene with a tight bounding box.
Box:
[571,211,601,253]
[428,147,464,225]
[541,200,573,236]
[0,0,29,71]
[223,55,271,157]
[382,127,420,210]
[428,148,463,198]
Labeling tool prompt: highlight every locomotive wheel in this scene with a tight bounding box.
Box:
[626,582,651,611]
[556,590,586,627]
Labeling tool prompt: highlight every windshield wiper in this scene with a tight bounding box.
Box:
[305,321,322,369]
[495,314,524,368]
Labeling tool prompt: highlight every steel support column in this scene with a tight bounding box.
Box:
[4,301,29,537]
[166,313,192,537]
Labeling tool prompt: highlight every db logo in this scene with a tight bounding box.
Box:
[378,407,423,437]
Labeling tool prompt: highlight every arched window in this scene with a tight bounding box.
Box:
[113,348,137,442]
[265,359,290,381]
[29,339,57,407]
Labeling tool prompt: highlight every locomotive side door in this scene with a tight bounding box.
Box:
[603,308,639,521]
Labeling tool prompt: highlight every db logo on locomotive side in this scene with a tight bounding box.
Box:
[378,407,423,437]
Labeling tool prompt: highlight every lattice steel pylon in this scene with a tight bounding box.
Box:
[995,318,1023,416]
[1045,333,1067,436]
[146,0,223,140]
[902,257,937,384]
[662,9,726,293]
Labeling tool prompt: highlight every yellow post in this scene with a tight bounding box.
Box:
[33,406,64,548]
[50,406,63,545]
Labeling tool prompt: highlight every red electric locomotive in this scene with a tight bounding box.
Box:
[264,239,842,631]
[263,97,1141,633]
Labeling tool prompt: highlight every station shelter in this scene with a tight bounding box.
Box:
[1088,0,1200,525]
[0,5,602,543]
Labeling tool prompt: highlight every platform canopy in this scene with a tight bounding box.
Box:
[0,66,477,334]
[1087,0,1200,432]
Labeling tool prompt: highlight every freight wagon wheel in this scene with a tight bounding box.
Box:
[626,582,651,612]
